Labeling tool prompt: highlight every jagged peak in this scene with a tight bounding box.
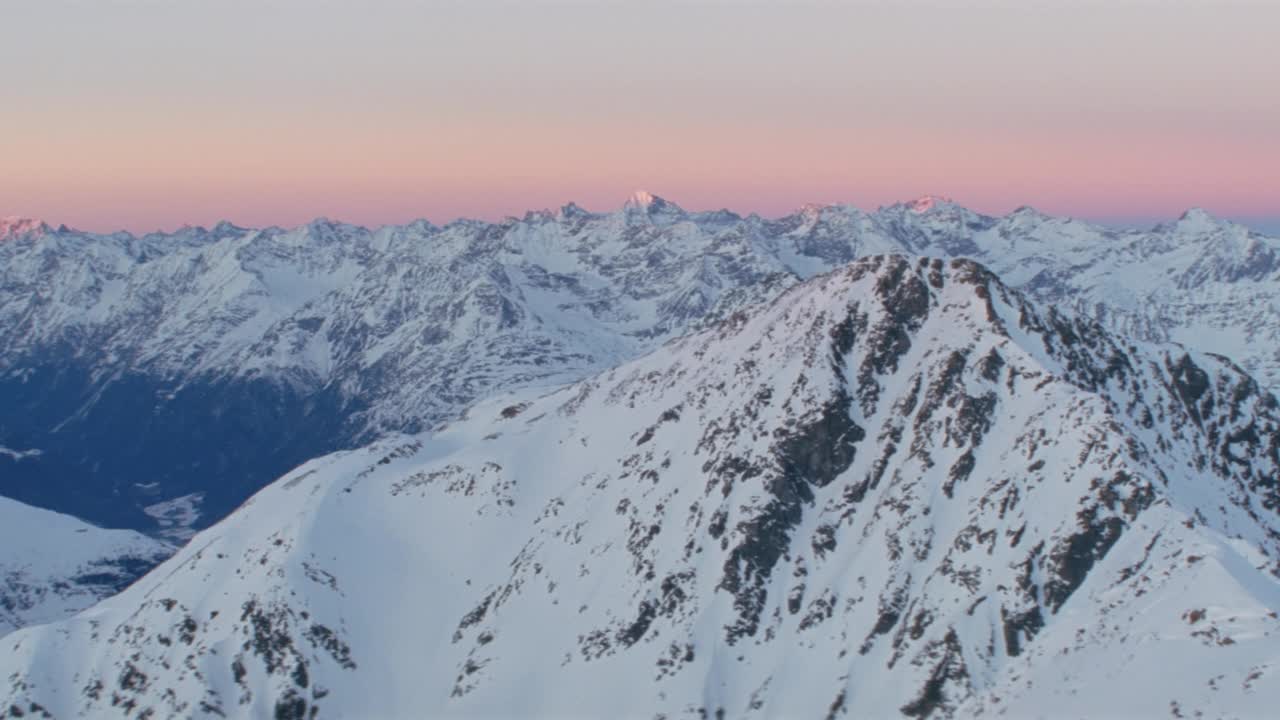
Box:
[904,194,957,214]
[521,208,556,224]
[557,201,591,220]
[0,216,51,239]
[780,255,1006,334]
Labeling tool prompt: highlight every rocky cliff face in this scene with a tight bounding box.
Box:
[3,256,1276,718]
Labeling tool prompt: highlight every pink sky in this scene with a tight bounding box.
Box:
[2,1,1276,233]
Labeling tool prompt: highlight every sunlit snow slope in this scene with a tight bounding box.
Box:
[3,256,1277,719]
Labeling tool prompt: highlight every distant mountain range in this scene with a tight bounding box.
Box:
[3,256,1277,718]
[3,194,1277,539]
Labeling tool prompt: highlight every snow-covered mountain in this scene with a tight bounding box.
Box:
[2,198,1278,534]
[4,256,1277,718]
[0,495,173,638]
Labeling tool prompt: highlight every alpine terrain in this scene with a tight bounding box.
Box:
[2,196,1278,540]
[0,494,173,638]
[3,256,1278,718]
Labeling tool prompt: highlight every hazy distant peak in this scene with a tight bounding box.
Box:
[873,195,971,220]
[557,201,590,219]
[1149,207,1237,237]
[795,201,851,215]
[625,189,658,209]
[1005,205,1055,224]
[520,208,556,224]
[0,216,50,239]
[1176,207,1223,228]
[622,190,682,214]
[904,194,956,213]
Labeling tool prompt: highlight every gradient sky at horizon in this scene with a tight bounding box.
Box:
[2,0,1277,234]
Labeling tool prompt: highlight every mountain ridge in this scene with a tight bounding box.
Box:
[3,196,1279,538]
[3,255,1277,718]
[6,194,1266,239]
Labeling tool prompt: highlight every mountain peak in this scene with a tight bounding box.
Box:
[624,189,659,209]
[622,190,682,214]
[0,216,51,239]
[618,190,685,226]
[558,201,590,219]
[905,195,956,214]
[796,202,848,217]
[1176,207,1222,228]
[1006,205,1054,224]
[1156,207,1237,237]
